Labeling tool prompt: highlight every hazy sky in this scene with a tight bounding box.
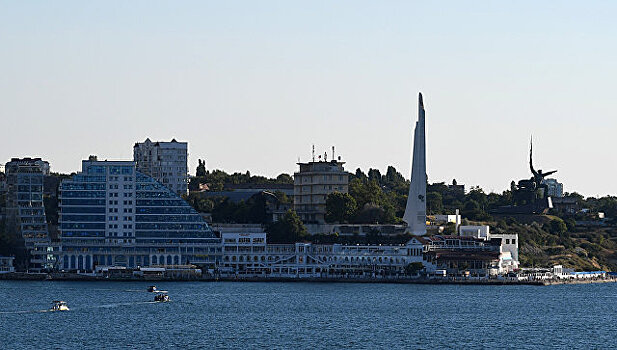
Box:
[1,1,616,197]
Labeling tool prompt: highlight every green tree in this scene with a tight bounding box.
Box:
[325,192,357,223]
[266,210,308,243]
[275,173,294,184]
[545,218,567,235]
[405,262,424,275]
[196,159,206,177]
[426,191,443,215]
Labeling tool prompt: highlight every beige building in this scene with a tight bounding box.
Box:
[133,138,188,195]
[294,160,348,223]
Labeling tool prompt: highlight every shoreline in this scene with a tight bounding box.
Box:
[1,272,615,286]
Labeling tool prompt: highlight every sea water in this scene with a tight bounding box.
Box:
[0,281,615,349]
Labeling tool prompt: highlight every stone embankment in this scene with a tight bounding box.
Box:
[1,272,615,285]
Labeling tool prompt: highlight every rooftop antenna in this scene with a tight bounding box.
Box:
[312,145,315,162]
[332,146,335,161]
[324,151,327,162]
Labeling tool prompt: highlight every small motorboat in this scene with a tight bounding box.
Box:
[50,301,70,312]
[154,293,170,302]
[147,286,158,293]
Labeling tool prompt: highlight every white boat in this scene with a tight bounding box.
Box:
[154,293,170,302]
[50,301,69,311]
[147,285,158,293]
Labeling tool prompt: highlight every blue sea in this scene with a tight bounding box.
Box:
[0,281,615,349]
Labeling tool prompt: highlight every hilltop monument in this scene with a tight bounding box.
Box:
[492,137,556,214]
[403,93,427,235]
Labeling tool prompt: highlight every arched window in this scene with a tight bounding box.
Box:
[166,256,172,265]
[70,255,76,269]
[78,255,84,270]
[152,255,158,264]
[174,256,179,265]
[63,255,69,269]
[85,256,92,270]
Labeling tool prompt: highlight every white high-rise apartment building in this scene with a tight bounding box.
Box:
[133,139,188,195]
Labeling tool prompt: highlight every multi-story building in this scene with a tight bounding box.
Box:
[57,156,220,271]
[294,160,348,224]
[133,138,188,196]
[4,158,52,271]
[541,178,564,198]
[4,158,51,247]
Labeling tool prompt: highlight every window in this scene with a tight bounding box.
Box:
[512,239,516,245]
[506,239,510,244]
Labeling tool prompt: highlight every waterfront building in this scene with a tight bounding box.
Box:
[457,225,519,272]
[541,178,563,198]
[4,158,51,251]
[57,156,220,271]
[294,159,348,224]
[0,256,15,273]
[4,158,54,271]
[219,231,424,277]
[403,93,427,235]
[133,138,188,196]
[418,234,517,275]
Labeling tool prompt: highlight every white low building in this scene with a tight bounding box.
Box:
[0,256,15,273]
[219,232,424,278]
[458,225,519,273]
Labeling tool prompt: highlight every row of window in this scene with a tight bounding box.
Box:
[62,199,106,206]
[62,183,106,191]
[62,191,106,198]
[62,215,106,222]
[61,223,106,230]
[108,208,133,213]
[16,176,44,184]
[17,185,43,192]
[61,231,105,237]
[108,176,133,182]
[108,192,133,198]
[135,207,194,214]
[135,223,210,230]
[135,215,203,222]
[62,206,105,213]
[108,216,133,221]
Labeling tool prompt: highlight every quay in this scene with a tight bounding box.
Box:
[1,271,615,286]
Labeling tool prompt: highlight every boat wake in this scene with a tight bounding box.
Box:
[0,300,165,314]
[0,309,54,314]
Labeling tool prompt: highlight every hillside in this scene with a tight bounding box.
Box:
[480,216,617,271]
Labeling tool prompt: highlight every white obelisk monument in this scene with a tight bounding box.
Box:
[403,92,427,235]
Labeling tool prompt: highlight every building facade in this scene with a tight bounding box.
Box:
[4,158,54,271]
[219,231,424,277]
[57,156,220,271]
[541,178,564,198]
[4,158,51,271]
[293,160,348,224]
[133,138,188,196]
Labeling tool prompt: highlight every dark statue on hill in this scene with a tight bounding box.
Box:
[492,138,557,214]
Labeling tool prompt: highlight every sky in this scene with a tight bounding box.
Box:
[1,1,616,197]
